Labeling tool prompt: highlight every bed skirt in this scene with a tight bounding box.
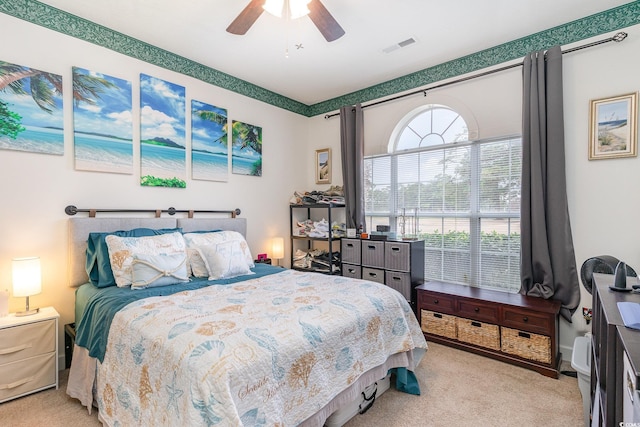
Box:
[67,344,426,426]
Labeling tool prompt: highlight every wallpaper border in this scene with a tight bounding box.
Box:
[1,0,639,117]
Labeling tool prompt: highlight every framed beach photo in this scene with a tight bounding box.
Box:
[589,92,637,160]
[315,148,331,184]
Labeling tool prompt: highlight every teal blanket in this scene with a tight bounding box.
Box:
[74,263,282,362]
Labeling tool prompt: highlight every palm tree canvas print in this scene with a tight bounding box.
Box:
[231,120,262,176]
[0,60,63,155]
[72,67,133,174]
[191,100,228,181]
[139,74,186,188]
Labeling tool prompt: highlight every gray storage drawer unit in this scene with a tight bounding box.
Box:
[342,264,362,279]
[385,270,412,301]
[385,241,411,271]
[341,238,361,264]
[362,241,385,268]
[362,267,385,284]
[341,238,425,311]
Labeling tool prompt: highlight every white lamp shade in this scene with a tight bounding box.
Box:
[12,257,42,297]
[272,237,285,260]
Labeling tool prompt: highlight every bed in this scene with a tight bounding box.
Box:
[64,208,427,426]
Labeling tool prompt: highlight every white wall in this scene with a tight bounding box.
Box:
[3,10,640,363]
[0,14,308,357]
[307,24,640,358]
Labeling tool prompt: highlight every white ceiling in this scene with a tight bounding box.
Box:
[37,0,631,106]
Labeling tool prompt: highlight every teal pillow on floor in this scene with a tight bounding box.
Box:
[391,367,421,395]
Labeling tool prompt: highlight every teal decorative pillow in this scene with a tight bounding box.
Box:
[86,227,182,288]
[131,253,189,290]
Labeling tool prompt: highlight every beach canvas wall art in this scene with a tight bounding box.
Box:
[231,120,262,177]
[140,74,186,187]
[72,67,133,174]
[0,60,64,155]
[191,100,228,181]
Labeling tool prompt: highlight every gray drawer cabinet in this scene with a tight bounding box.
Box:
[341,238,425,308]
[0,306,59,403]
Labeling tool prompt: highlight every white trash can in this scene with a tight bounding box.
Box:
[571,335,591,427]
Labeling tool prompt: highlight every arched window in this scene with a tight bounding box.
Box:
[394,104,469,151]
[364,104,521,292]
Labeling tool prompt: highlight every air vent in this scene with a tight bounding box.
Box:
[382,37,417,54]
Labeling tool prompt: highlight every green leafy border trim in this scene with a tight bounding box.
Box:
[2,0,639,117]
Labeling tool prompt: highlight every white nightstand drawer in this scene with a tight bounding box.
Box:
[0,318,55,365]
[0,352,56,402]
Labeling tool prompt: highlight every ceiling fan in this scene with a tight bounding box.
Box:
[226,0,345,42]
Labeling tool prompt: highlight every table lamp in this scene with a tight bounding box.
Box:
[12,257,41,316]
[272,237,285,266]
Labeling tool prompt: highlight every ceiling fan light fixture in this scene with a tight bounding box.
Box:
[263,0,311,19]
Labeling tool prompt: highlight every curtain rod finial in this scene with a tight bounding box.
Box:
[613,32,627,42]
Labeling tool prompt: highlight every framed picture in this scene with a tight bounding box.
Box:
[589,92,637,160]
[315,148,331,184]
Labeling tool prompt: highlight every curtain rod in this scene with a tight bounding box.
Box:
[64,205,241,218]
[324,32,628,119]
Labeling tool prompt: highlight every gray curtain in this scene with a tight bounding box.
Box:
[340,104,365,230]
[520,46,580,322]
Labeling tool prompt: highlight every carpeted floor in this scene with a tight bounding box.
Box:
[0,343,583,427]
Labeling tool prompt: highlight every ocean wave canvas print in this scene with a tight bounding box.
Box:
[191,100,228,182]
[72,67,133,174]
[231,120,262,177]
[0,60,64,155]
[140,74,186,188]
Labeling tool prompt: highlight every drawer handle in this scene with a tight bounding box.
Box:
[0,375,35,390]
[433,313,443,319]
[433,299,439,304]
[518,331,531,339]
[348,268,356,273]
[474,307,480,312]
[392,276,401,281]
[391,247,400,252]
[0,343,32,355]
[471,321,482,327]
[346,243,354,248]
[367,245,376,250]
[522,316,528,322]
[368,272,378,278]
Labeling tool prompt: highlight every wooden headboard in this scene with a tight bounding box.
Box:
[66,206,245,287]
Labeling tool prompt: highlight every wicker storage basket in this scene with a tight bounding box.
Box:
[456,318,500,350]
[421,310,457,339]
[501,326,551,364]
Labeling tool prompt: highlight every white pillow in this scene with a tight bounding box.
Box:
[131,253,189,290]
[183,231,255,276]
[186,248,209,278]
[105,232,187,287]
[197,241,253,280]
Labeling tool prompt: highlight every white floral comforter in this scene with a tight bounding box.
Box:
[95,269,427,426]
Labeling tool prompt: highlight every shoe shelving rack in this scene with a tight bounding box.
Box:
[289,203,345,275]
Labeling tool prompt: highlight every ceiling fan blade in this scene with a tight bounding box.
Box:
[308,0,345,42]
[226,0,265,35]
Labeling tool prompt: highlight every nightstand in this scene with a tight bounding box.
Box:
[255,258,272,265]
[0,306,59,403]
